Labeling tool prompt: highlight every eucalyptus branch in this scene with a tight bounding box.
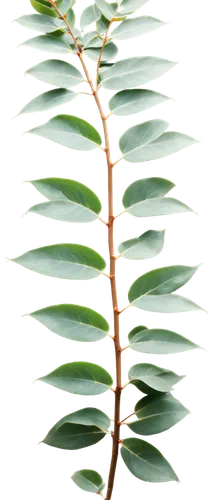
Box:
[13,1,203,500]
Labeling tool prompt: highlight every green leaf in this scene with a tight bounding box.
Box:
[38,361,113,395]
[118,230,165,260]
[122,177,194,217]
[11,244,106,280]
[128,326,200,354]
[83,31,104,49]
[29,303,109,342]
[100,57,176,90]
[17,89,77,115]
[72,470,105,494]
[27,177,102,223]
[56,0,75,16]
[109,89,171,116]
[128,265,202,313]
[111,16,166,40]
[117,118,198,165]
[15,14,64,33]
[66,8,76,27]
[42,408,109,450]
[20,34,73,53]
[30,0,57,17]
[80,5,101,31]
[121,438,178,482]
[28,115,102,151]
[129,394,189,435]
[128,363,184,395]
[119,0,150,16]
[26,59,83,88]
[85,43,118,62]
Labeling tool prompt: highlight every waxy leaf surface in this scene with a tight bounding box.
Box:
[18,89,77,115]
[15,14,64,33]
[72,470,105,493]
[119,0,150,15]
[128,326,199,354]
[118,230,165,260]
[20,34,73,53]
[85,43,118,62]
[128,363,184,395]
[109,89,170,116]
[30,0,57,17]
[26,59,83,88]
[80,5,101,31]
[111,16,166,40]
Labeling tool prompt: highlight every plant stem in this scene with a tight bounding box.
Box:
[49,5,122,499]
[80,54,122,500]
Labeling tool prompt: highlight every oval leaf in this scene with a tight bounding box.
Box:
[42,408,110,450]
[29,303,109,342]
[129,327,200,354]
[95,0,121,21]
[85,43,118,62]
[128,363,184,395]
[38,361,113,395]
[11,244,106,280]
[17,89,77,115]
[72,470,105,493]
[100,57,176,90]
[128,265,201,313]
[118,230,165,260]
[109,89,171,116]
[80,5,101,31]
[15,14,64,33]
[30,0,57,17]
[118,118,198,164]
[20,34,73,53]
[121,438,178,482]
[129,393,189,435]
[26,59,83,88]
[56,0,75,16]
[122,177,193,217]
[119,0,150,15]
[27,115,102,151]
[111,16,166,40]
[27,177,102,222]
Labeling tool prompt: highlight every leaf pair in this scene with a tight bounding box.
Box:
[26,177,102,224]
[43,407,110,450]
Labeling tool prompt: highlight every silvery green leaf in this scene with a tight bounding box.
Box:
[95,0,124,21]
[128,394,189,435]
[20,34,73,53]
[29,303,109,342]
[121,438,178,482]
[38,361,113,395]
[17,89,77,115]
[100,57,176,90]
[72,470,105,494]
[119,0,150,16]
[128,363,184,394]
[28,115,102,151]
[118,230,165,260]
[26,59,83,88]
[109,89,171,116]
[83,31,104,49]
[15,14,64,33]
[111,16,166,40]
[80,5,101,31]
[129,327,200,354]
[128,265,203,313]
[28,200,101,223]
[56,0,76,15]
[11,244,106,280]
[42,408,109,450]
[118,118,198,165]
